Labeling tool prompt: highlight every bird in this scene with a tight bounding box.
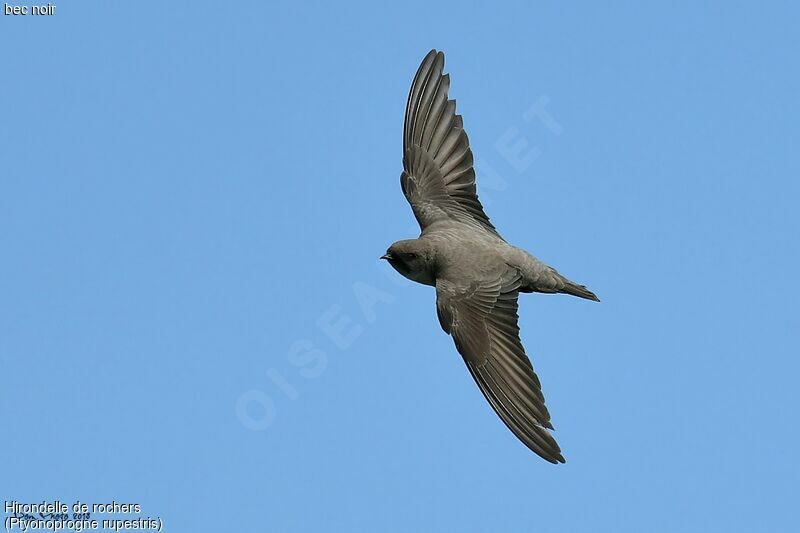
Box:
[382,50,599,464]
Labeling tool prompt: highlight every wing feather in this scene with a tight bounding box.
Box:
[436,273,565,463]
[401,50,502,239]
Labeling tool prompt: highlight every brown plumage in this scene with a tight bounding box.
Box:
[383,50,599,463]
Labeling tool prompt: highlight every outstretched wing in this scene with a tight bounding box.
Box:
[436,271,565,463]
[401,50,502,239]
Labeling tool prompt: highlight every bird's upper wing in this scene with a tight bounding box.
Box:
[401,50,502,239]
[436,270,564,463]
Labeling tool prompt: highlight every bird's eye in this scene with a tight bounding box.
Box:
[407,252,417,259]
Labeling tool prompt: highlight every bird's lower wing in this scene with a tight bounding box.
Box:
[436,272,565,463]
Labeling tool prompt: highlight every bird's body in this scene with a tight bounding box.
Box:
[383,50,598,463]
[398,225,594,296]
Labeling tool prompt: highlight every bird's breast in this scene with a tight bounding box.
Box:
[400,268,436,286]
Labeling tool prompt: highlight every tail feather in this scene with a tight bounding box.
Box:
[560,281,600,302]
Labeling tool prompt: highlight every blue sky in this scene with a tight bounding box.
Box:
[2,1,798,531]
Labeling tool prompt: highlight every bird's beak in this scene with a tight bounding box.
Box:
[380,253,391,261]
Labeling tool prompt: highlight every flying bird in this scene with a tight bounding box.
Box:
[382,50,599,463]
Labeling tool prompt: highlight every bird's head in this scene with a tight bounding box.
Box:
[380,239,434,283]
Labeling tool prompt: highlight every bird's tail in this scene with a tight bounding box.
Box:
[560,280,600,302]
